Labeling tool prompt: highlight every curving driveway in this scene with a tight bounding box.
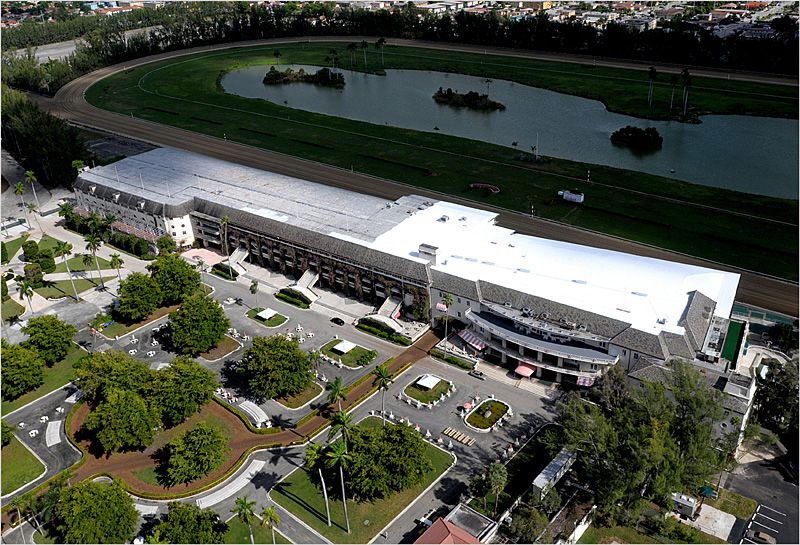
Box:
[33,37,798,316]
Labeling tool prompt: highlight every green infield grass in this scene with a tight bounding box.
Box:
[1,436,45,495]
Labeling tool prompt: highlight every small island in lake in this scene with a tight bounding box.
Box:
[263,66,345,88]
[610,125,663,152]
[433,87,505,111]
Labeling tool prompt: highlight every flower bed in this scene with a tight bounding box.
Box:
[466,399,510,430]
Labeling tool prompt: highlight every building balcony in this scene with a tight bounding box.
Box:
[484,338,605,379]
[467,311,618,365]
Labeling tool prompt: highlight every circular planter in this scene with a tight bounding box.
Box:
[464,398,511,433]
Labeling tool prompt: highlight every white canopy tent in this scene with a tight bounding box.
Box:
[416,374,441,390]
[256,308,278,321]
[333,340,357,354]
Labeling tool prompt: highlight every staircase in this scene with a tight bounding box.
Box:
[296,269,320,291]
[226,247,249,275]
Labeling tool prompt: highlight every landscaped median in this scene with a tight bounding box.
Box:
[356,318,412,346]
[319,339,377,368]
[246,307,288,328]
[271,416,455,543]
[1,436,45,496]
[198,335,241,362]
[99,303,179,338]
[274,382,323,410]
[274,288,311,309]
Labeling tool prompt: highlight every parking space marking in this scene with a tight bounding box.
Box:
[758,504,787,517]
[751,519,779,533]
[45,421,62,447]
[755,512,784,525]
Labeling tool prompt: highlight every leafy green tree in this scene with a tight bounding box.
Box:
[260,506,280,545]
[76,350,154,404]
[755,358,798,436]
[164,423,227,485]
[23,262,43,288]
[326,376,346,411]
[371,364,392,427]
[151,356,216,427]
[1,339,45,400]
[169,294,230,356]
[2,420,14,447]
[536,488,561,516]
[469,473,491,511]
[22,240,39,262]
[147,253,200,305]
[593,359,630,412]
[116,272,162,322]
[37,248,56,274]
[767,323,797,353]
[239,335,311,399]
[488,463,508,516]
[84,388,161,453]
[156,235,177,254]
[1,241,8,264]
[54,480,138,544]
[21,314,76,365]
[504,505,548,543]
[152,502,228,544]
[232,496,256,545]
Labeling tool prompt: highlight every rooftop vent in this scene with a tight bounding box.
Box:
[516,268,530,273]
[138,201,146,209]
[113,193,120,202]
[89,185,96,193]
[572,279,587,284]
[459,216,467,221]
[438,215,449,222]
[540,312,549,319]
[522,307,532,315]
[504,302,513,308]
[578,324,588,331]
[631,291,647,296]
[657,317,667,324]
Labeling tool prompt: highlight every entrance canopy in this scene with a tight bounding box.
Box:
[458,329,487,351]
[416,374,441,390]
[333,340,357,354]
[515,363,536,377]
[256,308,278,321]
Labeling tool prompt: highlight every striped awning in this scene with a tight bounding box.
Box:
[576,376,595,387]
[458,329,486,351]
[436,302,448,312]
[515,363,536,377]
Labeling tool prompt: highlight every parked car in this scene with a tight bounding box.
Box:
[468,370,486,380]
[747,530,777,544]
[330,317,346,326]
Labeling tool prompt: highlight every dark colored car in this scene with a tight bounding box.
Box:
[468,370,486,380]
[330,317,346,326]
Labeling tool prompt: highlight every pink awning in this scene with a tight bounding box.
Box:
[576,376,595,387]
[458,329,486,351]
[436,302,448,312]
[463,402,473,410]
[515,363,536,377]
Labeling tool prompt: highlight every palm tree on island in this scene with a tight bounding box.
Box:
[371,364,392,427]
[326,376,346,411]
[233,496,257,545]
[110,253,124,283]
[84,233,105,290]
[325,441,352,534]
[54,240,79,301]
[304,443,332,527]
[260,505,280,544]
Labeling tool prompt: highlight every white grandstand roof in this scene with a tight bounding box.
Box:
[368,201,740,335]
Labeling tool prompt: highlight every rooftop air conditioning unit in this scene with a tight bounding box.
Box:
[540,313,549,319]
[504,302,512,308]
[578,324,587,331]
[657,317,667,324]
[438,215,449,222]
[522,307,531,315]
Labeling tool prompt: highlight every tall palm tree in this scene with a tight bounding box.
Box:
[220,215,233,277]
[375,37,386,66]
[681,67,692,117]
[360,40,368,67]
[304,443,332,527]
[259,506,280,544]
[17,279,34,315]
[57,201,74,220]
[81,253,94,280]
[487,463,508,517]
[8,496,25,543]
[84,233,105,290]
[325,441,351,534]
[669,73,678,112]
[14,182,30,230]
[441,292,454,357]
[250,279,260,310]
[371,364,392,427]
[25,170,41,212]
[232,496,257,545]
[647,66,656,106]
[346,42,357,69]
[26,203,43,233]
[197,257,206,285]
[54,241,79,301]
[110,253,123,283]
[326,376,346,411]
[327,410,354,450]
[103,213,117,239]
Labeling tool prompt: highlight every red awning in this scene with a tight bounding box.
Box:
[576,376,595,387]
[514,363,536,377]
[458,329,486,351]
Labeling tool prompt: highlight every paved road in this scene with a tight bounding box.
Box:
[35,36,798,317]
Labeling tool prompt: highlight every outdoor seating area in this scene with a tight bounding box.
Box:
[443,426,477,446]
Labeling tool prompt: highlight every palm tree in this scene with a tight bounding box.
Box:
[346,42,357,69]
[304,443,332,527]
[647,66,656,106]
[232,496,257,545]
[327,410,354,450]
[54,241,79,301]
[17,279,34,315]
[81,253,94,280]
[8,495,26,543]
[220,215,233,277]
[375,37,386,66]
[71,159,85,173]
[26,203,43,233]
[25,170,41,212]
[197,257,206,285]
[669,73,678,112]
[110,253,123,283]
[250,279,260,310]
[371,364,392,427]
[14,182,30,230]
[84,233,105,290]
[326,376,346,411]
[259,505,280,544]
[441,292,454,357]
[103,213,117,239]
[325,441,351,534]
[487,463,508,517]
[360,40,368,67]
[681,67,692,117]
[57,201,74,220]
[86,212,103,237]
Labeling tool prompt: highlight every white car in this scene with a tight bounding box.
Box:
[147,351,156,357]
[129,349,138,356]
[224,297,236,305]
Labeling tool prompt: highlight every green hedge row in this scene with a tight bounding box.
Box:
[430,349,475,370]
[356,322,412,346]
[275,291,310,309]
[211,263,238,280]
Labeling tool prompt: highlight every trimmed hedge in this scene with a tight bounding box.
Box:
[275,291,309,309]
[356,321,412,346]
[211,263,238,280]
[430,349,475,370]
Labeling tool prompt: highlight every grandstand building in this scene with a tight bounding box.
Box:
[74,148,745,390]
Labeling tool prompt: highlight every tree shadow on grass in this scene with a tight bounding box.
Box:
[273,480,348,532]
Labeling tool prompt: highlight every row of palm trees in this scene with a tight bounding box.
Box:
[326,37,388,73]
[231,497,280,545]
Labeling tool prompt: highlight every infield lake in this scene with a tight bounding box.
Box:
[222,65,798,199]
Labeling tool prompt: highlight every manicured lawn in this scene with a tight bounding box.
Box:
[1,436,45,495]
[52,254,113,273]
[247,307,288,328]
[224,518,290,544]
[275,382,322,409]
[101,303,180,338]
[36,235,63,253]
[705,487,758,521]
[31,528,57,544]
[466,400,509,429]
[320,339,377,368]
[34,276,115,299]
[132,466,160,486]
[85,42,798,280]
[1,345,86,414]
[3,233,29,263]
[403,377,449,404]
[199,335,240,361]
[2,297,25,321]
[272,416,454,543]
[578,524,660,544]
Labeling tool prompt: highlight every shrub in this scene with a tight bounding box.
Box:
[163,423,227,485]
[430,349,474,369]
[23,262,44,287]
[1,242,8,264]
[211,263,238,280]
[275,291,309,309]
[356,320,412,346]
[21,240,39,262]
[37,248,56,274]
[1,276,7,300]
[279,288,311,304]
